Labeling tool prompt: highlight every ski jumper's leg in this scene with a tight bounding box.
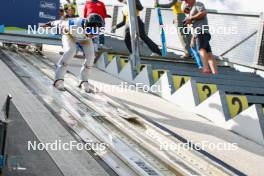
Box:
[137,18,162,56]
[124,26,133,53]
[80,39,95,82]
[55,35,77,81]
[93,36,99,52]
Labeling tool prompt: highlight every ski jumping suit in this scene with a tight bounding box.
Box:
[54,18,95,83]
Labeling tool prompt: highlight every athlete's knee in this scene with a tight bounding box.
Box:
[84,53,95,61]
[64,47,76,55]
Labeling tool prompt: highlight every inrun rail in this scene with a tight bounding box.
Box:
[0,47,246,176]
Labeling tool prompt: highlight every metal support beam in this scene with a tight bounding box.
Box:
[0,95,11,174]
[127,0,141,72]
[111,6,119,33]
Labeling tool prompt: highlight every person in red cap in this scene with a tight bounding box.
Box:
[84,0,111,49]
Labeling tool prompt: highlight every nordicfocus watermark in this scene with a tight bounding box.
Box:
[145,129,238,152]
[160,25,238,36]
[94,82,169,93]
[27,25,105,35]
[27,140,108,155]
[28,24,238,36]
[160,140,238,151]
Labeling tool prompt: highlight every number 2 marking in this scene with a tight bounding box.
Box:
[202,85,212,98]
[232,97,243,115]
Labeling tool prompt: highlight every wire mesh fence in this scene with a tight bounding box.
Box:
[105,5,263,68]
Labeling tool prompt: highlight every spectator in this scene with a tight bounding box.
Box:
[64,0,79,16]
[84,0,111,50]
[65,5,79,19]
[156,0,192,59]
[113,0,162,56]
[182,0,218,74]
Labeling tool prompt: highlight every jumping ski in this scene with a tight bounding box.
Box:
[155,0,167,57]
[189,46,203,69]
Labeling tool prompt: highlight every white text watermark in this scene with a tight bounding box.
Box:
[27,140,108,155]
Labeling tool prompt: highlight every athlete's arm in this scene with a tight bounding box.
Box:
[41,20,64,28]
[50,20,65,27]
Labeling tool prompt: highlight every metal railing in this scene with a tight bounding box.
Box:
[104,4,264,69]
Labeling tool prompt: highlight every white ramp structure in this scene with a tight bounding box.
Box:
[151,71,175,100]
[95,52,108,70]
[169,80,199,110]
[226,104,264,146]
[195,90,229,126]
[133,65,154,87]
[94,52,264,146]
[105,56,120,77]
[118,60,134,83]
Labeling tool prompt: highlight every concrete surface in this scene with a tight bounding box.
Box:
[0,56,109,176]
[2,101,63,176]
[43,45,264,176]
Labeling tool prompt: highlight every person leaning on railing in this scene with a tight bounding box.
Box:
[112,0,162,56]
[182,0,218,74]
[156,0,192,59]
